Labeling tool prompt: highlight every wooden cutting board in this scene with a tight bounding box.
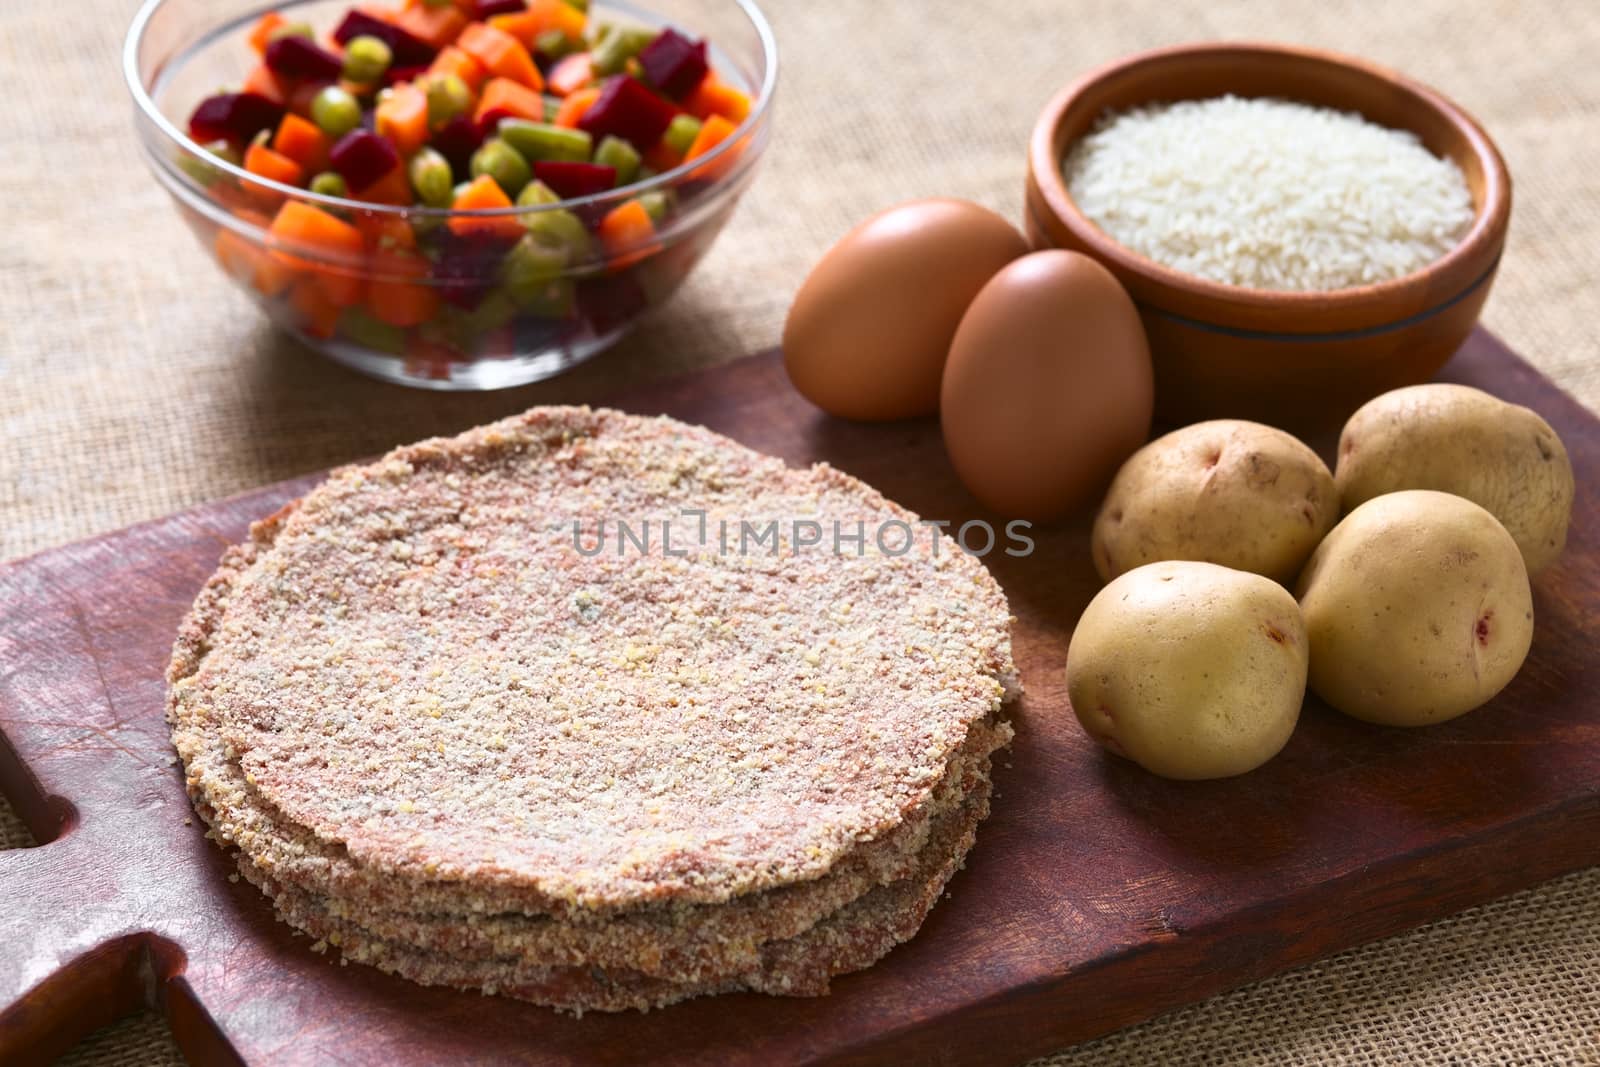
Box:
[2,329,1597,1067]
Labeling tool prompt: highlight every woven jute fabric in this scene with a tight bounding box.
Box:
[2,0,1596,1062]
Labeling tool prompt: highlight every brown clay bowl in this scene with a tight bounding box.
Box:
[1026,42,1512,427]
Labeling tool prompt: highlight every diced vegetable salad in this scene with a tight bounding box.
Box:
[181,0,753,375]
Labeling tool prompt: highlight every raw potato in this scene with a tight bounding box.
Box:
[1295,490,1534,726]
[1336,384,1574,575]
[1092,420,1337,584]
[1067,561,1307,780]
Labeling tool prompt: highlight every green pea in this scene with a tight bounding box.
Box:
[310,171,349,198]
[408,147,455,207]
[310,86,362,137]
[592,26,657,76]
[471,138,532,197]
[268,21,314,43]
[425,73,473,126]
[662,114,701,158]
[342,35,392,84]
[593,136,640,186]
[498,119,591,163]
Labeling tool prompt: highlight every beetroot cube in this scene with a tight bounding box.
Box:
[471,0,526,17]
[637,30,707,99]
[330,130,401,190]
[187,92,286,146]
[333,10,436,67]
[431,115,485,178]
[576,272,647,336]
[534,161,618,200]
[434,231,517,309]
[384,63,432,87]
[577,76,678,150]
[264,35,346,81]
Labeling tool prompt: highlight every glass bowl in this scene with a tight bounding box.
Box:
[125,0,776,390]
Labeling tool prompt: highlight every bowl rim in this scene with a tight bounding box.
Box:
[123,0,779,219]
[1025,40,1511,315]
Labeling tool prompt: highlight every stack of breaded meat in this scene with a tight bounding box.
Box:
[167,408,1017,1014]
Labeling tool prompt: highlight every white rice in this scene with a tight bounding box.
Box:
[1061,95,1476,291]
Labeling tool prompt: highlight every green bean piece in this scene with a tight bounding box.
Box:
[535,28,577,59]
[339,308,407,355]
[178,140,237,187]
[517,180,561,207]
[342,35,393,84]
[591,26,658,75]
[498,119,592,163]
[562,0,589,12]
[516,183,595,260]
[593,136,641,186]
[542,95,564,123]
[638,190,671,224]
[471,138,533,198]
[662,114,702,158]
[310,171,349,198]
[513,274,577,318]
[438,292,519,353]
[310,86,362,137]
[425,74,473,126]
[408,148,455,207]
[503,235,571,304]
[267,21,314,43]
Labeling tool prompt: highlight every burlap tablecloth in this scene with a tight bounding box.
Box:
[3,0,1597,1062]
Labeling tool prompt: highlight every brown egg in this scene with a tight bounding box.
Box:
[941,250,1153,520]
[783,199,1029,421]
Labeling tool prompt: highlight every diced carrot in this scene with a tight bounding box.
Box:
[428,44,487,92]
[376,82,430,156]
[367,249,440,327]
[354,212,418,252]
[269,201,367,307]
[248,12,288,55]
[685,113,737,161]
[490,0,586,50]
[457,22,542,91]
[686,113,740,180]
[597,199,659,270]
[396,1,468,48]
[683,73,751,123]
[215,213,294,297]
[473,77,545,126]
[546,52,593,97]
[350,166,413,206]
[243,63,289,106]
[448,175,524,242]
[289,278,343,337]
[552,86,601,129]
[273,113,331,173]
[356,4,402,24]
[245,141,306,187]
